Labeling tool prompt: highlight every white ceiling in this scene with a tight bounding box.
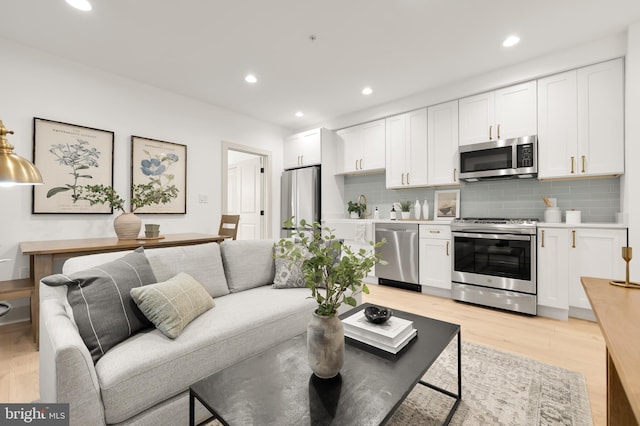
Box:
[3,1,640,131]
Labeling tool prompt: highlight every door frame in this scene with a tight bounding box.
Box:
[221,141,271,239]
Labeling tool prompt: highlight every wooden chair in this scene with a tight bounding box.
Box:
[218,214,240,240]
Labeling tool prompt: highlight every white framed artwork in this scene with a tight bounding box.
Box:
[434,189,460,221]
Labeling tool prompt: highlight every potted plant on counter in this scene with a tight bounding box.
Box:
[399,200,412,219]
[275,218,384,379]
[347,200,366,219]
[79,183,178,239]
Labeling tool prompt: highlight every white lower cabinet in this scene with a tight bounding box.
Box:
[419,224,451,296]
[537,226,626,320]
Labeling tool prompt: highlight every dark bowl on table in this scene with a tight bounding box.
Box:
[364,306,393,324]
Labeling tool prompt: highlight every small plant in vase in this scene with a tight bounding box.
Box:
[347,200,366,219]
[275,218,384,378]
[79,183,178,240]
[399,200,412,219]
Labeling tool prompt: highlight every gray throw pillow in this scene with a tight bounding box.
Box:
[220,240,276,292]
[41,247,157,363]
[272,244,310,289]
[130,272,214,339]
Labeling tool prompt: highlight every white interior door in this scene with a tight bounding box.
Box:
[234,156,262,240]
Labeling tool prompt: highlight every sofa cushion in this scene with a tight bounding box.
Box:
[131,272,214,338]
[220,240,276,292]
[145,243,230,298]
[42,247,157,363]
[94,286,316,423]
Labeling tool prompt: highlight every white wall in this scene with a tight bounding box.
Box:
[0,38,286,285]
[624,21,640,278]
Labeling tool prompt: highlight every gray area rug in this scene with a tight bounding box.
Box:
[388,340,593,426]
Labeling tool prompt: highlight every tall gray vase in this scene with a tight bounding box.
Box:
[307,311,344,379]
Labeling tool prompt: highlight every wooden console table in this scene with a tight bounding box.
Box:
[582,276,640,426]
[21,233,228,345]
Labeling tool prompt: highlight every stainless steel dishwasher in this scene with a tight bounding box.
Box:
[375,222,420,289]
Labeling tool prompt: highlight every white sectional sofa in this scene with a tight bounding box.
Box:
[39,239,358,426]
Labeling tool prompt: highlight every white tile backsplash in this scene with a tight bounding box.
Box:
[343,174,621,223]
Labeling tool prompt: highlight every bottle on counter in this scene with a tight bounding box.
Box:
[414,200,421,220]
[390,206,397,220]
[374,207,380,220]
[422,199,429,220]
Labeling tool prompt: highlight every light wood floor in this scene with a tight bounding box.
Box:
[0,285,606,425]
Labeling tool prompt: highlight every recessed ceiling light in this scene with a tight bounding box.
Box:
[245,74,257,84]
[295,112,304,118]
[362,87,373,95]
[65,0,92,11]
[502,35,520,47]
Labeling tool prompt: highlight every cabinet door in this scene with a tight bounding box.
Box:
[568,228,626,310]
[385,114,407,188]
[494,81,537,140]
[284,133,303,169]
[406,108,428,187]
[336,126,361,174]
[360,119,386,172]
[537,71,578,179]
[577,59,624,176]
[537,228,569,310]
[297,129,322,167]
[459,91,494,145]
[419,237,451,290]
[428,100,459,185]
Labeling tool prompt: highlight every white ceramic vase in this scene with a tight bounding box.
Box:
[307,311,344,379]
[113,212,142,240]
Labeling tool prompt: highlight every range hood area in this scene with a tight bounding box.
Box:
[458,135,538,182]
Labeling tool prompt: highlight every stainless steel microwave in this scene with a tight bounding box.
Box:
[458,135,537,182]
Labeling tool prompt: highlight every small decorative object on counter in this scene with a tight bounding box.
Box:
[390,205,397,220]
[364,305,393,324]
[565,210,581,225]
[347,199,366,219]
[422,199,429,220]
[374,207,380,220]
[414,200,421,220]
[399,201,412,220]
[610,247,640,288]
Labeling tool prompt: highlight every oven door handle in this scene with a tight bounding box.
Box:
[452,232,532,241]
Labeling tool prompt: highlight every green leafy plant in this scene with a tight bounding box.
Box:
[275,219,385,317]
[399,200,412,212]
[347,200,366,217]
[79,183,178,213]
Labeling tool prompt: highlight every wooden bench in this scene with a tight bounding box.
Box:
[0,278,35,342]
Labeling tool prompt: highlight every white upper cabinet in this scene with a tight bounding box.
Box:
[284,128,322,169]
[459,81,537,146]
[336,119,385,174]
[428,100,459,186]
[538,58,624,179]
[385,108,428,188]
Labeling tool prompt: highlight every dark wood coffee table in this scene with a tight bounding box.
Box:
[189,303,461,425]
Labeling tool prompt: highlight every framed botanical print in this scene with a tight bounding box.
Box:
[434,189,460,221]
[32,117,114,214]
[131,135,187,214]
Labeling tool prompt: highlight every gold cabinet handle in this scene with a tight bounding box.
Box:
[401,173,405,185]
[355,160,358,170]
[446,241,450,256]
[581,155,586,173]
[489,125,493,140]
[497,124,501,139]
[359,159,363,170]
[541,230,545,248]
[300,155,303,165]
[570,156,575,174]
[572,230,576,248]
[429,230,440,234]
[406,172,410,185]
[453,168,457,182]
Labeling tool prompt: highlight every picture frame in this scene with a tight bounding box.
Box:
[131,135,187,214]
[32,117,114,214]
[434,189,460,221]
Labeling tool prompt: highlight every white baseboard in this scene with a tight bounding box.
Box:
[537,305,569,321]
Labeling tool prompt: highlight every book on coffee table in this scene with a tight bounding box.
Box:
[345,327,417,354]
[342,310,415,347]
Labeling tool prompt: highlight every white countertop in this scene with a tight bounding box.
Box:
[323,218,626,229]
[538,222,627,229]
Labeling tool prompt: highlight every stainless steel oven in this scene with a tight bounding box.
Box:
[450,218,537,315]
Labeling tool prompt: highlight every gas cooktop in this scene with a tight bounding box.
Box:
[451,217,539,234]
[453,217,539,225]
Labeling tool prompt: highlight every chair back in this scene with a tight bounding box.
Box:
[218,215,240,240]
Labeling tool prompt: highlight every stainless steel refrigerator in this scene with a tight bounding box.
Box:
[280,166,320,237]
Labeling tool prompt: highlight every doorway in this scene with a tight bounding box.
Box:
[221,142,271,240]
